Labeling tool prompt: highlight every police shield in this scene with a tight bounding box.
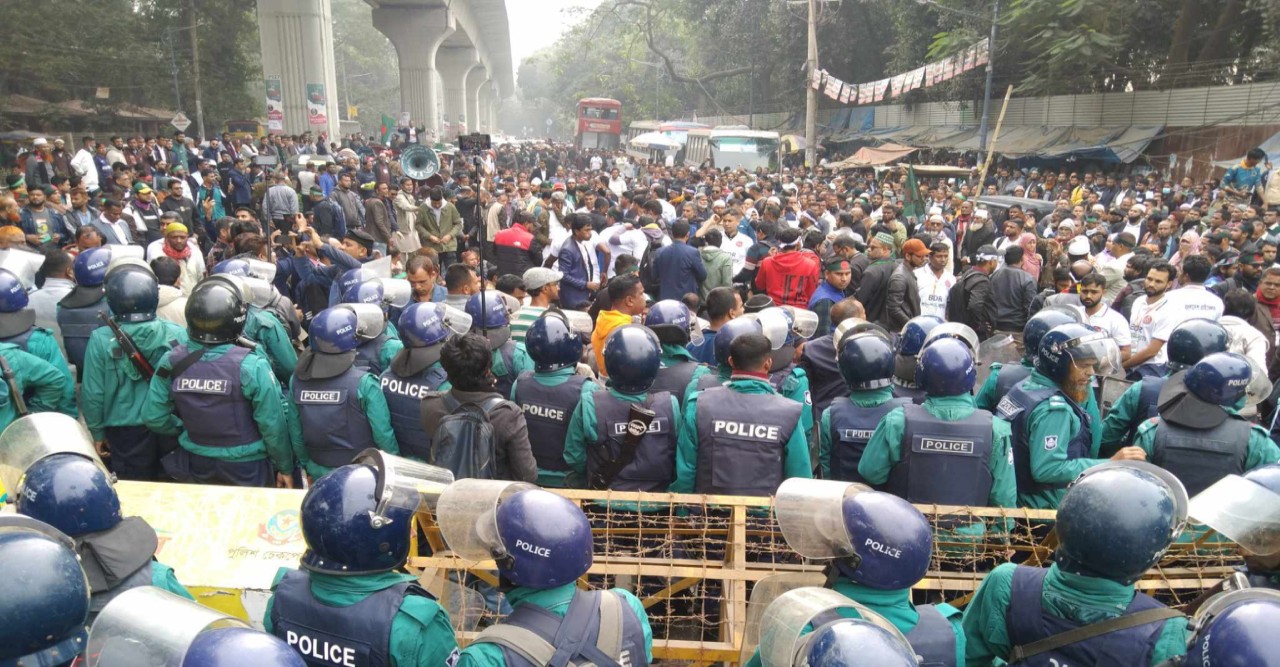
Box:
[339,303,387,341]
[432,573,488,633]
[88,586,248,667]
[755,309,790,350]
[238,258,279,283]
[362,255,395,279]
[757,587,911,667]
[774,478,869,559]
[1098,376,1134,416]
[351,449,454,526]
[0,413,108,499]
[738,572,827,665]
[211,274,275,309]
[434,479,537,561]
[0,248,43,290]
[378,278,413,309]
[1189,475,1280,555]
[976,334,1019,367]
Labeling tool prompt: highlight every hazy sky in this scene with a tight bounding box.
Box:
[506,0,603,67]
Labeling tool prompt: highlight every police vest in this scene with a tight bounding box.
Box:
[587,390,677,492]
[292,364,376,469]
[1123,377,1165,444]
[892,380,928,405]
[651,359,700,401]
[271,569,431,667]
[354,333,390,376]
[0,324,35,352]
[694,386,802,496]
[379,363,448,461]
[996,382,1092,496]
[513,372,586,473]
[474,589,647,667]
[1150,415,1250,497]
[769,361,796,394]
[694,372,725,394]
[887,404,995,507]
[826,396,912,483]
[992,364,1033,406]
[57,289,109,370]
[491,341,519,400]
[810,603,957,667]
[1007,565,1166,666]
[170,345,262,447]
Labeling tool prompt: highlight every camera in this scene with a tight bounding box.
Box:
[457,133,492,153]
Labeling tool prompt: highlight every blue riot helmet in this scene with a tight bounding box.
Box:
[1185,352,1252,407]
[104,266,159,323]
[525,311,586,373]
[916,337,977,397]
[75,246,113,287]
[602,324,662,394]
[398,302,471,348]
[0,267,29,312]
[466,289,512,348]
[0,516,91,665]
[16,453,121,537]
[757,587,918,667]
[775,479,932,590]
[308,306,361,354]
[803,620,920,667]
[897,315,945,357]
[341,279,384,305]
[921,322,979,357]
[1055,461,1188,585]
[1022,308,1082,361]
[837,333,895,390]
[645,299,701,346]
[183,627,306,667]
[833,318,891,352]
[1166,318,1230,371]
[185,278,248,345]
[1033,322,1123,384]
[1182,589,1280,667]
[211,257,278,283]
[714,316,763,368]
[336,268,379,299]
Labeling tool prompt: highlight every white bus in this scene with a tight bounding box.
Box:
[684,126,780,171]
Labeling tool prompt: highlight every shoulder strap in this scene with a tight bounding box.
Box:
[594,591,624,660]
[156,348,206,380]
[1006,607,1183,663]
[476,624,559,666]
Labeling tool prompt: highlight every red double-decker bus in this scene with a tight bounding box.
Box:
[576,98,622,149]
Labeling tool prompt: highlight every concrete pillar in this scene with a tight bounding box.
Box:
[436,46,479,137]
[257,0,341,138]
[372,6,454,137]
[488,87,500,135]
[478,83,492,132]
[465,66,487,134]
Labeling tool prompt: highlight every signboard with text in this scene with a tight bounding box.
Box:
[306,83,328,126]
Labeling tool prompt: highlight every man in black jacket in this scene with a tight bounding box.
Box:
[991,245,1038,338]
[855,232,897,327]
[948,244,999,340]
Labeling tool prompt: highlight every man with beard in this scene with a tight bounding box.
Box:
[19,187,68,248]
[145,220,205,295]
[1123,261,1179,380]
[855,233,898,326]
[405,253,446,304]
[1077,272,1131,360]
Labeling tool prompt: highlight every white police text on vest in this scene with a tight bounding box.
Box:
[285,631,357,667]
[523,403,566,422]
[612,419,667,435]
[712,420,780,441]
[918,438,976,455]
[175,378,229,394]
[380,376,435,399]
[300,390,343,403]
[840,429,875,440]
[515,539,551,557]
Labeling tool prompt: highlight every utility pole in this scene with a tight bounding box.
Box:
[804,0,819,168]
[341,55,351,121]
[164,31,182,114]
[976,0,1000,153]
[188,0,205,140]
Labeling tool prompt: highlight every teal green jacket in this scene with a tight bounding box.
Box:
[961,563,1188,666]
[777,366,815,453]
[683,364,726,406]
[143,342,295,473]
[0,342,74,431]
[513,367,599,488]
[1133,412,1280,472]
[1012,371,1106,509]
[974,360,1032,412]
[672,377,814,494]
[82,319,188,439]
[289,371,399,479]
[264,568,460,667]
[379,334,406,374]
[246,306,298,384]
[493,341,534,379]
[818,386,895,478]
[456,583,653,667]
[16,327,76,416]
[745,578,965,667]
[564,383,681,498]
[1099,379,1153,456]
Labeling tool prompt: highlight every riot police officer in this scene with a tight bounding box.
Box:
[861,338,1017,536]
[208,267,298,384]
[380,302,467,462]
[57,245,113,377]
[644,300,705,401]
[975,308,1080,411]
[1100,318,1228,456]
[683,315,762,401]
[757,305,817,452]
[82,265,188,480]
[890,315,944,404]
[340,274,414,367]
[266,454,459,667]
[565,324,679,492]
[213,256,302,339]
[438,481,653,666]
[961,461,1190,665]
[820,330,909,482]
[466,289,533,400]
[290,306,399,480]
[995,322,1145,508]
[0,337,75,433]
[759,478,964,666]
[1165,588,1280,667]
[753,588,921,667]
[673,332,813,496]
[514,310,597,487]
[0,515,91,667]
[1132,352,1279,497]
[0,267,76,415]
[6,414,192,619]
[143,278,295,487]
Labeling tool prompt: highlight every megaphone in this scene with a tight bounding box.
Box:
[400,144,441,182]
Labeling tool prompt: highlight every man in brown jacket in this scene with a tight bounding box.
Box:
[416,186,463,267]
[364,181,396,248]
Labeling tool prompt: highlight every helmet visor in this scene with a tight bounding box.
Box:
[785,307,819,340]
[0,248,41,290]
[362,255,394,278]
[758,587,909,667]
[1079,460,1189,529]
[977,333,1020,366]
[753,310,789,350]
[87,587,246,667]
[104,257,154,279]
[238,276,275,309]
[1189,475,1280,555]
[340,303,387,340]
[102,245,145,277]
[352,449,454,521]
[239,258,278,283]
[379,278,413,309]
[774,478,867,559]
[1244,356,1273,408]
[0,514,75,547]
[1193,588,1280,627]
[924,323,979,354]
[1064,332,1123,378]
[560,309,594,336]
[440,305,473,337]
[435,479,537,561]
[0,413,108,497]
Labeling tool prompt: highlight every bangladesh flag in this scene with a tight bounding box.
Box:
[380,114,396,144]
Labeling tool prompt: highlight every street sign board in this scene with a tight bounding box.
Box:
[171,112,191,132]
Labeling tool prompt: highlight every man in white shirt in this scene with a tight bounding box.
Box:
[27,250,76,353]
[1124,260,1178,379]
[915,241,955,319]
[718,209,753,276]
[923,214,955,275]
[1220,287,1270,370]
[1078,272,1132,360]
[71,136,99,194]
[1164,254,1224,322]
[589,154,603,171]
[1095,233,1135,304]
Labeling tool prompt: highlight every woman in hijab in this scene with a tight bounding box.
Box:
[1169,229,1200,270]
[1018,232,1042,282]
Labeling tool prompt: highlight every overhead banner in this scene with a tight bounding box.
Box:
[265,75,283,133]
[306,83,328,126]
[817,38,989,107]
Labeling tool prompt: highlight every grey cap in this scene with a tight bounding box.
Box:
[523,267,563,291]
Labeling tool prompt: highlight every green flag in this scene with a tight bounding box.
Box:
[380,114,396,144]
[902,165,925,224]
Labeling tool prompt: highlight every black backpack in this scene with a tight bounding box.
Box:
[430,394,504,479]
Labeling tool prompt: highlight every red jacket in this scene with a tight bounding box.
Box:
[755,250,821,307]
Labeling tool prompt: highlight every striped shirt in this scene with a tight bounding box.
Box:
[510,306,547,343]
